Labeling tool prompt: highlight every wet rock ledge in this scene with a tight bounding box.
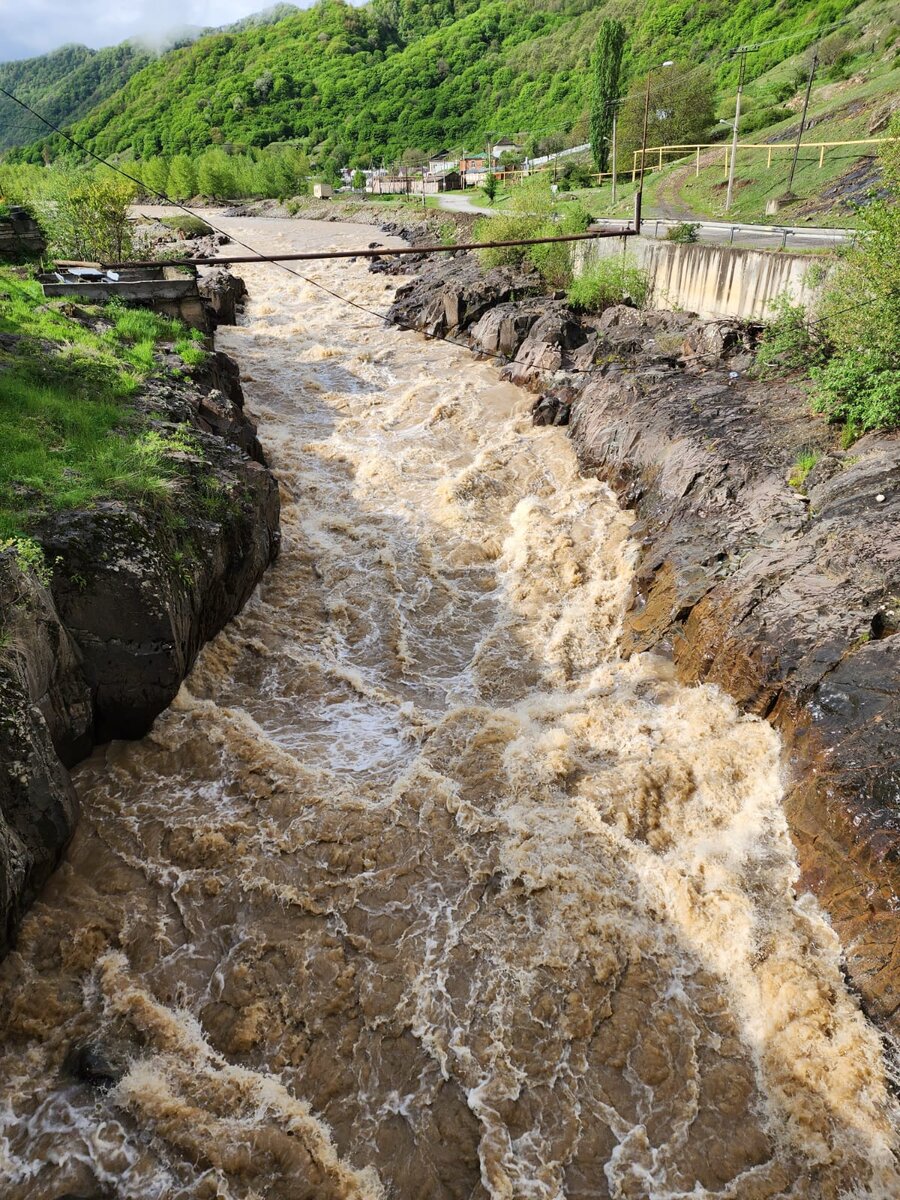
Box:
[0,337,280,954]
[387,251,900,1028]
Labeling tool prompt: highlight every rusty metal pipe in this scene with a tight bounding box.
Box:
[89,228,636,270]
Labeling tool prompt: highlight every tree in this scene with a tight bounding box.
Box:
[811,126,900,431]
[400,147,427,170]
[167,154,197,200]
[196,148,234,198]
[482,171,498,201]
[617,63,715,167]
[589,19,626,173]
[351,168,366,190]
[42,175,138,262]
[141,156,169,197]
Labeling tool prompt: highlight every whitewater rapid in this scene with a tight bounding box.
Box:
[0,215,897,1200]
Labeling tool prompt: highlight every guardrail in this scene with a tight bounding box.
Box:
[627,136,898,182]
[589,215,857,249]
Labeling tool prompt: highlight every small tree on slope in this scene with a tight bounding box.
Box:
[590,19,627,174]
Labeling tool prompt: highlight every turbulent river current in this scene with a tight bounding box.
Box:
[2,216,899,1200]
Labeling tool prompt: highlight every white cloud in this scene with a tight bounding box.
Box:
[1,0,306,61]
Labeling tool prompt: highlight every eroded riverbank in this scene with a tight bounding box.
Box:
[1,217,898,1199]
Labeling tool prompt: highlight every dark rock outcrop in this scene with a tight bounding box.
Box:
[0,559,84,955]
[199,269,247,327]
[0,350,279,951]
[388,253,540,339]
[387,251,900,1028]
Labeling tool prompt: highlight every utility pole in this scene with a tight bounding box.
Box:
[636,60,673,233]
[725,47,747,212]
[786,45,818,197]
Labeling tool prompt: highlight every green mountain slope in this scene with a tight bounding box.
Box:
[5,0,878,168]
[0,43,154,152]
[0,7,300,154]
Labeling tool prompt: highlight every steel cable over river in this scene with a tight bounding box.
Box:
[1,215,898,1200]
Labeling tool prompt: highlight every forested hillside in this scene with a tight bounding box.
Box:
[2,0,878,170]
[0,44,154,152]
[0,5,299,153]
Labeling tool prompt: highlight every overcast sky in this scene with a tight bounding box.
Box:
[2,1,310,61]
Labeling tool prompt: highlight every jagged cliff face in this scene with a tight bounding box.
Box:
[0,346,280,956]
[0,217,897,1199]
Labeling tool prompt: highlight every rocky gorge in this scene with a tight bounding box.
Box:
[386,248,900,1029]
[0,282,280,955]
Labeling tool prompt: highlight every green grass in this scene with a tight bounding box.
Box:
[160,214,213,237]
[788,449,821,491]
[0,269,204,543]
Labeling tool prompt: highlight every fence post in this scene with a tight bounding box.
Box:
[819,144,825,168]
[696,145,700,176]
[767,147,772,169]
[659,147,663,169]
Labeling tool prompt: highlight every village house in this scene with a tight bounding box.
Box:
[428,149,458,172]
[491,137,523,160]
[459,152,489,184]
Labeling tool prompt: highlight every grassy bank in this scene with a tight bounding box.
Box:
[0,267,206,543]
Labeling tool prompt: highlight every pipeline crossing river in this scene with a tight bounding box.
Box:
[0,215,898,1200]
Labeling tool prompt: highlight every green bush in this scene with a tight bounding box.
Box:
[567,256,650,312]
[666,221,699,243]
[40,174,139,263]
[754,296,824,377]
[740,106,792,134]
[476,176,590,288]
[809,123,900,431]
[811,353,900,432]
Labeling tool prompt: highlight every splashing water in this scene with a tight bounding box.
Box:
[1,216,897,1200]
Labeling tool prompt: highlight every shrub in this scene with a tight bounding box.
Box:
[666,221,699,243]
[528,202,591,289]
[476,176,590,288]
[754,296,824,377]
[811,353,900,432]
[41,175,138,263]
[739,106,792,135]
[482,172,498,202]
[567,256,650,312]
[809,122,900,431]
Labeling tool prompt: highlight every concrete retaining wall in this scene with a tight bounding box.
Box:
[574,236,831,320]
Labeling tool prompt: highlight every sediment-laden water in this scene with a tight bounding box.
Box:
[1,216,898,1200]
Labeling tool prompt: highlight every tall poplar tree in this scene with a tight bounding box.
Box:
[590,19,627,173]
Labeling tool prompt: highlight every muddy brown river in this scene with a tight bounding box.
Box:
[1,216,898,1199]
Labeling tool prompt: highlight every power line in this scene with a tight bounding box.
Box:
[0,84,635,377]
[0,83,875,384]
[728,16,850,56]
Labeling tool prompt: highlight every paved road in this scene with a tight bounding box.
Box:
[591,215,856,250]
[435,193,496,215]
